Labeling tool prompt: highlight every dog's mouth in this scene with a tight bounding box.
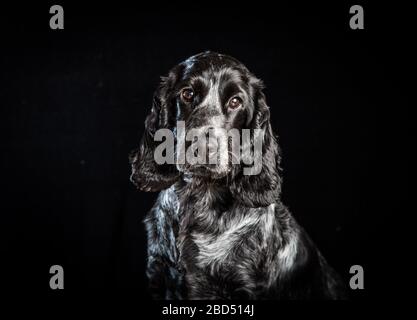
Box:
[179,162,231,179]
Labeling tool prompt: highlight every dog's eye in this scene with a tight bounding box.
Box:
[180,88,194,103]
[227,97,243,109]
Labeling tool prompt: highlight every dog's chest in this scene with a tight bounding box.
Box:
[192,214,259,268]
[176,207,266,298]
[172,185,271,298]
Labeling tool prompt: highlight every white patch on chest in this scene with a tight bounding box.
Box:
[191,204,276,271]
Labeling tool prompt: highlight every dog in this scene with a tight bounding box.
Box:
[130,51,347,299]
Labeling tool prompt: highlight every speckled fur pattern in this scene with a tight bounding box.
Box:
[130,52,347,299]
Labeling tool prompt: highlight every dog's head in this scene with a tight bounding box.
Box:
[130,51,281,207]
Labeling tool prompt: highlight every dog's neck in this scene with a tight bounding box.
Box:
[175,173,233,213]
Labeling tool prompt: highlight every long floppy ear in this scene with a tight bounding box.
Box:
[230,82,282,207]
[129,76,180,192]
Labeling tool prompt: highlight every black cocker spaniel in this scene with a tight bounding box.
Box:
[130,51,347,300]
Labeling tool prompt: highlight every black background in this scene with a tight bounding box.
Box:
[0,1,410,304]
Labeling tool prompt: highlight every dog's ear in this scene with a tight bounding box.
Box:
[230,80,282,207]
[129,75,180,192]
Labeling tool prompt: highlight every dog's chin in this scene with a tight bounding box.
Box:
[180,164,230,180]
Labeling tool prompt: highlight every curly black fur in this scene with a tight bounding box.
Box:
[130,52,347,299]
